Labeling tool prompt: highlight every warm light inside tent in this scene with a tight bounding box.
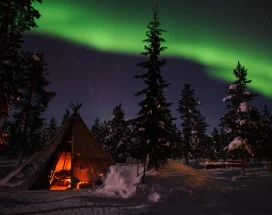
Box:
[55,151,71,171]
[76,181,88,189]
[49,152,102,190]
[50,151,72,190]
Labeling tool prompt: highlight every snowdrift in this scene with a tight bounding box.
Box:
[96,164,142,198]
[137,160,231,198]
[94,160,230,205]
[150,161,216,189]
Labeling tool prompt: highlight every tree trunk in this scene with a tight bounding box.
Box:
[142,154,147,184]
[137,160,139,177]
[142,142,148,184]
[184,138,189,165]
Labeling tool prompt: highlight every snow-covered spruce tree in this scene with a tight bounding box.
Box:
[103,104,131,163]
[0,0,41,123]
[91,118,109,147]
[221,61,256,171]
[207,129,217,161]
[177,84,201,164]
[91,118,102,138]
[169,123,183,159]
[133,7,175,183]
[7,52,55,160]
[191,110,209,166]
[209,127,226,161]
[244,107,261,164]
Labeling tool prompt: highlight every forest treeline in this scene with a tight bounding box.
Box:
[0,0,56,163]
[89,7,272,180]
[0,1,271,182]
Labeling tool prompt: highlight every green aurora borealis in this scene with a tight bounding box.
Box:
[31,0,272,97]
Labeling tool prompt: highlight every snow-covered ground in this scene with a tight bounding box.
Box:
[0,161,272,215]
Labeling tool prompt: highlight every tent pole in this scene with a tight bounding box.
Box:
[70,121,75,189]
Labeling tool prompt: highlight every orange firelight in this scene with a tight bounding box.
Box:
[76,181,88,189]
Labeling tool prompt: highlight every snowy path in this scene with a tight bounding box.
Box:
[0,191,151,215]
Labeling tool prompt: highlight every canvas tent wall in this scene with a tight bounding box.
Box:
[0,111,114,189]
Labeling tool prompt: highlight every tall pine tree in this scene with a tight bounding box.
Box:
[177,84,201,164]
[221,61,256,171]
[191,110,209,166]
[103,104,131,163]
[91,118,102,139]
[0,0,41,122]
[209,127,226,160]
[0,0,42,146]
[7,52,55,159]
[91,118,109,147]
[133,7,174,183]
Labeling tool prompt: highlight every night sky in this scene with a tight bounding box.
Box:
[23,0,272,132]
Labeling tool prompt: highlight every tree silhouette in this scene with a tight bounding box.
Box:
[133,6,174,183]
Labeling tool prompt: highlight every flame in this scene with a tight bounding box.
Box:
[76,181,88,189]
[97,173,104,177]
[67,178,71,188]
